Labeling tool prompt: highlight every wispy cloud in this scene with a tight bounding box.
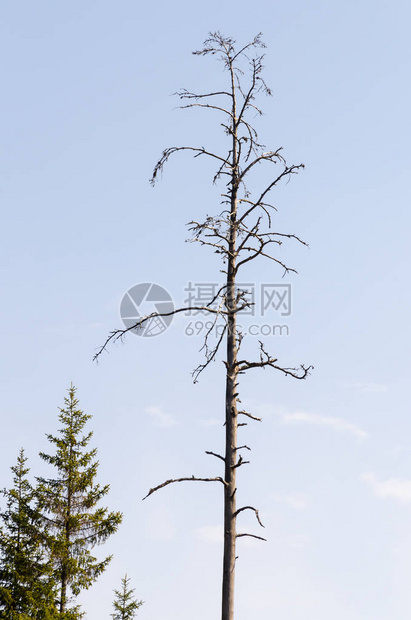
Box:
[145,506,176,541]
[280,411,367,439]
[352,382,387,393]
[276,533,313,550]
[271,493,309,510]
[362,473,411,502]
[194,524,223,543]
[145,405,177,428]
[199,418,222,427]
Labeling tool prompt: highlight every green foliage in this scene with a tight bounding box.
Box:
[111,574,143,620]
[37,385,123,616]
[0,449,58,620]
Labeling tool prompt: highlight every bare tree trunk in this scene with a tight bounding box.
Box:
[222,264,238,620]
[222,368,237,620]
[96,31,312,620]
[222,64,239,619]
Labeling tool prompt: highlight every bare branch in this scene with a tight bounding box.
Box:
[237,342,313,379]
[189,237,230,256]
[93,305,226,362]
[238,410,262,422]
[205,451,225,462]
[142,475,227,500]
[231,33,265,63]
[205,283,228,308]
[233,506,265,528]
[237,219,293,257]
[242,230,307,249]
[232,454,250,469]
[236,63,258,126]
[236,118,264,159]
[175,88,232,100]
[187,217,235,257]
[236,245,297,276]
[188,218,231,244]
[192,322,227,383]
[151,146,230,185]
[238,164,305,225]
[192,32,235,60]
[178,102,233,119]
[236,533,267,542]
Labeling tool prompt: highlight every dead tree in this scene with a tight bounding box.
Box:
[95,32,312,620]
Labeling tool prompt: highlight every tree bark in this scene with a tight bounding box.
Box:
[221,64,239,619]
[221,322,238,620]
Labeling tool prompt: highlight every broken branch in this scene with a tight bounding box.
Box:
[143,475,227,500]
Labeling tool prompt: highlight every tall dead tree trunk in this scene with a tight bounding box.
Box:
[96,32,312,620]
[222,53,239,620]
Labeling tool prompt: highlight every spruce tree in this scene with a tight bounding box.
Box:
[36,385,122,617]
[0,449,57,620]
[111,575,143,620]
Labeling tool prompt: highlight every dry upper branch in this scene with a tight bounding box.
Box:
[175,88,232,100]
[93,305,226,362]
[237,342,313,379]
[237,163,305,225]
[150,146,231,186]
[143,475,227,500]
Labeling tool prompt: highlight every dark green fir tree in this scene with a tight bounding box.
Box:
[37,385,122,618]
[0,448,57,620]
[111,574,143,620]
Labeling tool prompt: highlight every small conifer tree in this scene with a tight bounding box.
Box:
[111,574,143,620]
[37,385,122,617]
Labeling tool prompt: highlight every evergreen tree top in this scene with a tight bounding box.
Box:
[111,574,143,620]
[35,385,122,615]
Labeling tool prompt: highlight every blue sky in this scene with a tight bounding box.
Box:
[1,1,411,618]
